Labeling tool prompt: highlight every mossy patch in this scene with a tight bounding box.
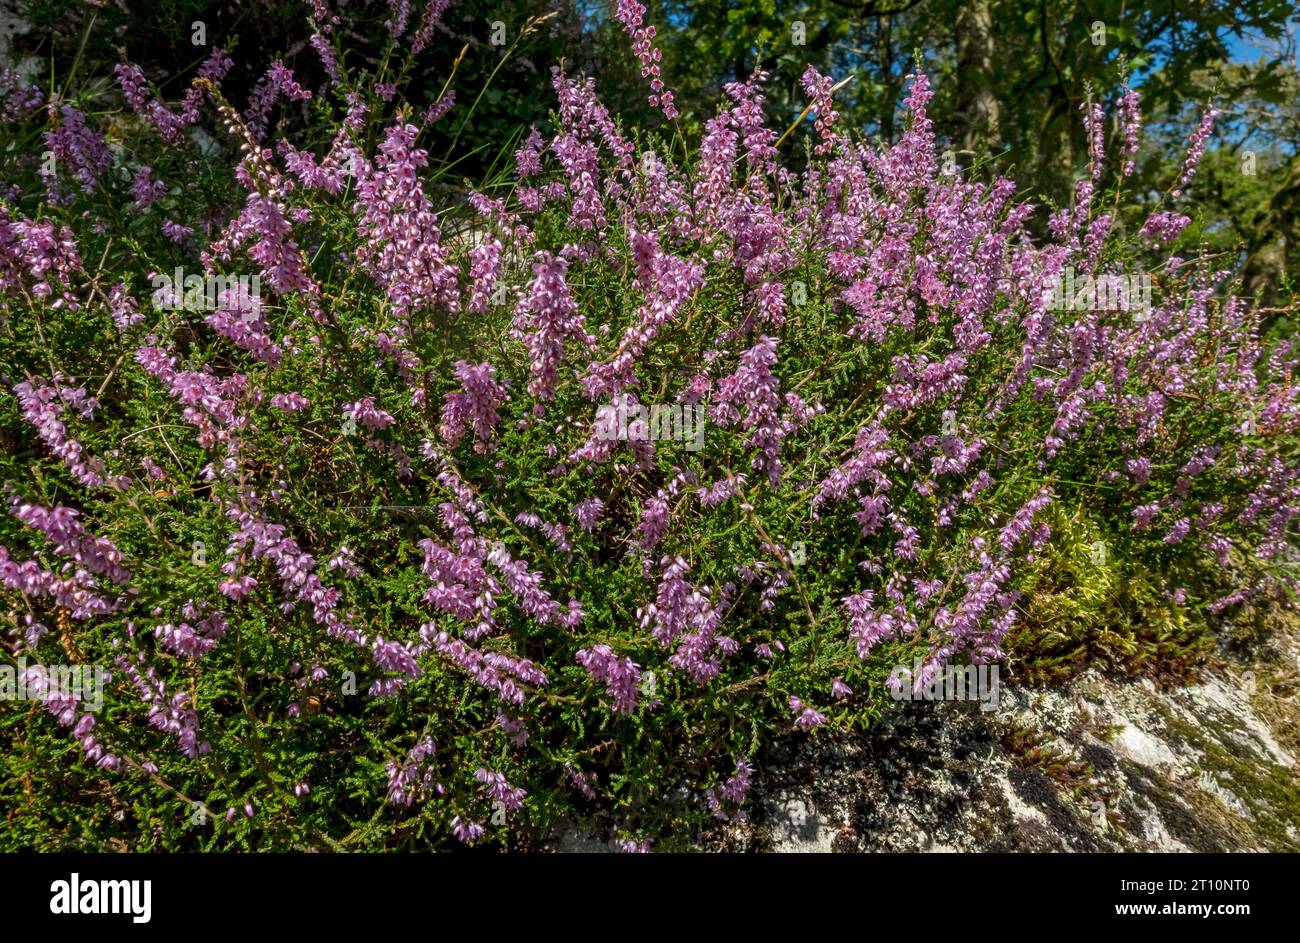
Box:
[1136,694,1300,850]
[1116,759,1234,852]
[1008,504,1214,684]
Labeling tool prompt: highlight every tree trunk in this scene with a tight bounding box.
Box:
[956,0,1000,155]
[1242,153,1299,323]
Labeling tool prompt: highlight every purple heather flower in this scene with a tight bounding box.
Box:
[1173,104,1218,197]
[572,497,605,532]
[575,644,642,715]
[614,0,677,119]
[789,696,827,729]
[441,361,505,451]
[129,166,167,209]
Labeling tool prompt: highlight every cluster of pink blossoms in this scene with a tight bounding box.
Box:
[440,361,505,451]
[354,122,460,318]
[1,205,83,308]
[13,378,123,489]
[575,644,642,715]
[614,0,677,119]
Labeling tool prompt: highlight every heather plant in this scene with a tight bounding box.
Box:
[1,4,1297,851]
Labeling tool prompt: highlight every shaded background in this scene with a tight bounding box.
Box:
[7,0,1297,318]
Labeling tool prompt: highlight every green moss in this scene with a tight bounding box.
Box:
[1007,504,1213,684]
[1188,742,1300,850]
[1138,698,1300,850]
[1116,759,1236,852]
[1251,671,1300,759]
